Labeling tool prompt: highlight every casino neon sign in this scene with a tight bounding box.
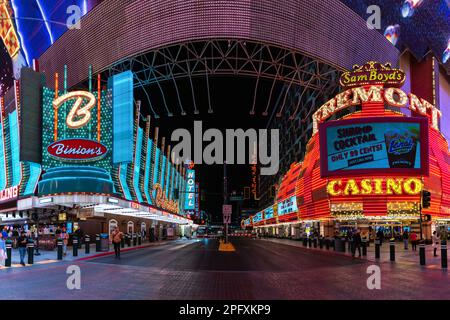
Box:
[326,178,422,196]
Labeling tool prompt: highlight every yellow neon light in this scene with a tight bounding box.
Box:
[53,91,97,129]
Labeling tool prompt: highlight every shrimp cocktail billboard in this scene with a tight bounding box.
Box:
[319,117,429,177]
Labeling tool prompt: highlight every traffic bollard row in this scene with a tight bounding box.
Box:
[27,241,34,264]
[96,234,101,252]
[419,242,426,266]
[57,239,63,260]
[375,238,380,259]
[389,239,395,262]
[442,240,447,269]
[85,235,90,254]
[5,241,12,267]
[73,237,78,257]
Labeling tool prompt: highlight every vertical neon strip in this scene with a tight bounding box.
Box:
[133,128,144,203]
[119,163,132,200]
[0,98,6,190]
[23,162,41,195]
[88,65,92,139]
[9,111,20,186]
[63,65,67,139]
[160,155,166,195]
[35,0,54,44]
[144,139,153,204]
[152,148,160,198]
[97,74,101,141]
[54,73,58,141]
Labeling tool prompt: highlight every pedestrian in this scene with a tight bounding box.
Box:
[0,233,7,266]
[402,230,409,250]
[61,228,69,256]
[1,227,8,239]
[376,229,384,246]
[17,231,28,266]
[352,230,362,257]
[111,227,123,259]
[410,231,418,251]
[432,231,440,257]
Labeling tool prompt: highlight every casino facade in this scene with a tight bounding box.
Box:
[0,67,194,238]
[247,62,450,241]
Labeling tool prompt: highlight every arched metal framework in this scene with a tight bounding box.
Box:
[105,39,340,119]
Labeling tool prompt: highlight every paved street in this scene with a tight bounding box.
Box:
[0,238,449,300]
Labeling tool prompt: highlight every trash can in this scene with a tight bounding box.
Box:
[100,233,109,252]
[334,238,346,252]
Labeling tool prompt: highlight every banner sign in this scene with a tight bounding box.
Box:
[319,117,429,177]
[278,196,297,216]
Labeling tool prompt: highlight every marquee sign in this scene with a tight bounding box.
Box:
[340,61,406,88]
[47,138,108,162]
[319,117,429,177]
[326,177,422,196]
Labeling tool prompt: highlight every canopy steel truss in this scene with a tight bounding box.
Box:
[104,39,339,119]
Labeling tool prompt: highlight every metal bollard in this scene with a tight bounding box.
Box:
[302,237,307,247]
[319,238,323,249]
[325,239,330,250]
[441,240,447,269]
[419,242,426,266]
[137,233,142,245]
[362,240,367,256]
[308,237,312,248]
[85,235,90,254]
[27,241,35,264]
[95,234,101,252]
[313,237,318,248]
[72,237,78,257]
[390,239,395,262]
[127,234,131,247]
[57,239,63,260]
[121,236,125,248]
[133,233,137,246]
[5,241,12,267]
[375,238,381,259]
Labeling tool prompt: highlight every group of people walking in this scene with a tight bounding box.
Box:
[401,230,441,256]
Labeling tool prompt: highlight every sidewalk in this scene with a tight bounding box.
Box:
[259,237,448,270]
[0,240,172,269]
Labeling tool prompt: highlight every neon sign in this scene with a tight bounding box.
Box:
[339,61,405,88]
[0,185,18,202]
[152,183,179,213]
[47,138,107,161]
[53,91,97,129]
[326,178,422,196]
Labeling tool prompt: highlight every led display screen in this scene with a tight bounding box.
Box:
[278,196,297,216]
[319,117,429,177]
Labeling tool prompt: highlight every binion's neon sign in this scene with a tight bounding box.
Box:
[53,91,97,129]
